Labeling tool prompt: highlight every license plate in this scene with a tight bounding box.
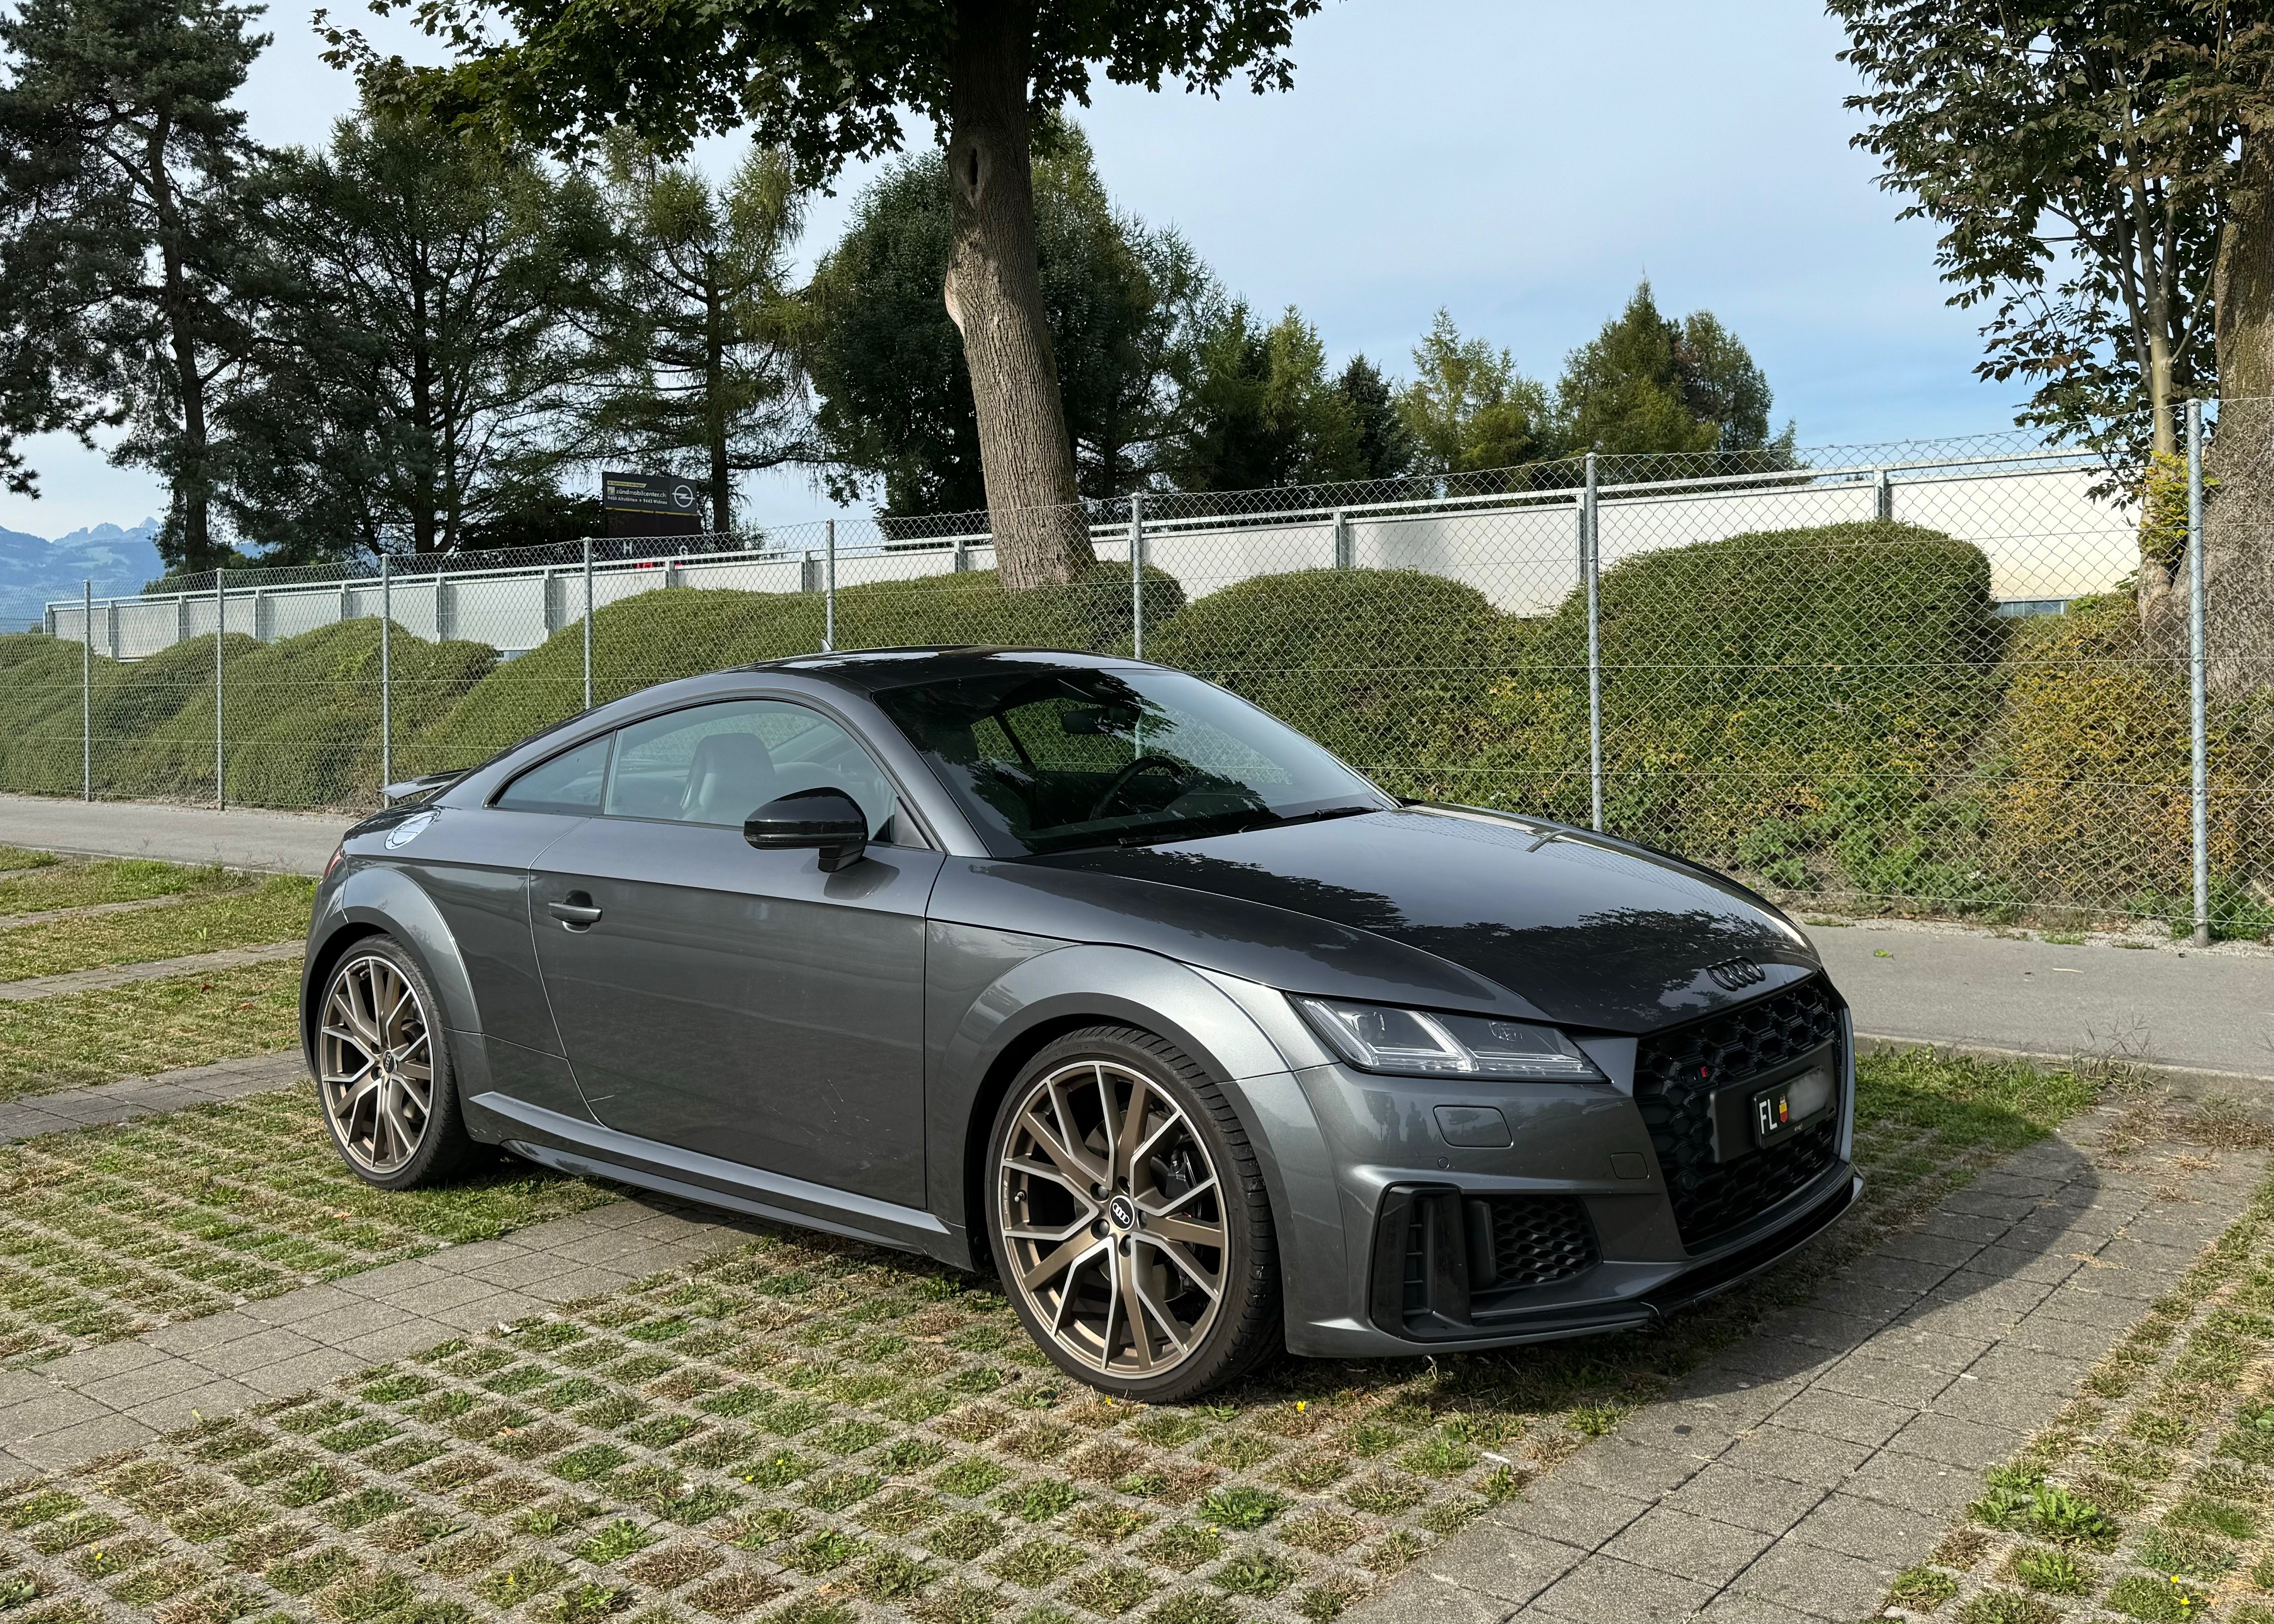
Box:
[1752,1064,1835,1148]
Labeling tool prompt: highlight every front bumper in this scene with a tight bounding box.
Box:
[1269,980,1860,1358]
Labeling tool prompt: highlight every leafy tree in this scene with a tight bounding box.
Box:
[224,102,606,560]
[1160,302,1362,491]
[804,126,1208,514]
[330,0,1323,587]
[1396,310,1556,478]
[1831,0,2226,462]
[0,0,268,574]
[1554,282,1789,461]
[582,135,814,535]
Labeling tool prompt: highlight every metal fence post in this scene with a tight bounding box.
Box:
[1584,452,1604,834]
[1129,492,1146,660]
[81,580,91,802]
[582,538,594,710]
[824,518,837,652]
[1874,467,1893,522]
[214,566,226,809]
[1332,508,1353,570]
[380,556,393,798]
[2185,399,2210,946]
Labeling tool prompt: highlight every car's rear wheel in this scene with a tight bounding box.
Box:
[987,1026,1281,1401]
[316,936,479,1190]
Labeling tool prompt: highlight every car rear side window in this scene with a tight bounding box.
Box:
[494,734,612,814]
[601,699,905,841]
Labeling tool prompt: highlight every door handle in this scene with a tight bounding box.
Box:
[548,896,602,930]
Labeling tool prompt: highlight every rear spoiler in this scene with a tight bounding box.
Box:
[381,770,468,805]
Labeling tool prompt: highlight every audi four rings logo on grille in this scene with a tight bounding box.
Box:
[1704,957,1766,991]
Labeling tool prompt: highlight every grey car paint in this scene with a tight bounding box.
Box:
[303,652,1858,1362]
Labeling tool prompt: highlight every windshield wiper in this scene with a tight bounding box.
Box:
[1110,803,1380,848]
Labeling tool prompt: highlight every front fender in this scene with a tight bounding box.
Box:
[929,942,1348,1346]
[304,865,483,1070]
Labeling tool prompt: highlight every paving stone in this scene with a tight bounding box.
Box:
[1550,1434,1708,1498]
[122,1376,266,1433]
[1344,1573,1517,1624]
[77,1356,216,1412]
[1876,1230,1988,1269]
[235,1347,361,1398]
[1720,1423,1876,1489]
[0,940,302,1002]
[1883,1410,2032,1471]
[1785,1490,1949,1563]
[10,1413,157,1466]
[1838,1447,1979,1518]
[1602,1505,1776,1587]
[1766,1387,1914,1448]
[1375,1526,1588,1608]
[1812,1352,1955,1410]
[1495,1485,1655,1552]
[193,1324,326,1376]
[1660,1462,1827,1536]
[1695,1585,1834,1624]
[1529,1554,1718,1624]
[1724,1536,1896,1620]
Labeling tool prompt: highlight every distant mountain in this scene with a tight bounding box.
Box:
[0,520,165,624]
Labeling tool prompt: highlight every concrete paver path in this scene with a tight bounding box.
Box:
[1349,1102,2261,1624]
[0,939,301,1001]
[0,1052,302,1143]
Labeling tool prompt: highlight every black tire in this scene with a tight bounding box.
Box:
[313,934,481,1190]
[986,1024,1282,1402]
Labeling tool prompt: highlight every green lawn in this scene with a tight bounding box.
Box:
[0,1090,620,1367]
[0,856,247,916]
[0,874,314,980]
[0,1050,2129,1624]
[0,960,304,1103]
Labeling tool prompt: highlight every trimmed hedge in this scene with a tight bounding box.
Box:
[0,620,494,807]
[405,565,1182,773]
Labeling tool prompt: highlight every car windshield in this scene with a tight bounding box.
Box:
[871,666,1392,856]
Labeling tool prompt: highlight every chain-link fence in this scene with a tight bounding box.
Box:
[19,422,2272,939]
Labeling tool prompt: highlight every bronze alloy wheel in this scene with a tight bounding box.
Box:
[318,950,436,1177]
[996,1057,1230,1379]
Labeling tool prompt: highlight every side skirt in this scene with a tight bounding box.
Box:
[471,1092,957,1263]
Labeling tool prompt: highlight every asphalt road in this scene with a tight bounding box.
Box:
[1813,920,2271,1080]
[0,792,347,876]
[3,792,2266,1080]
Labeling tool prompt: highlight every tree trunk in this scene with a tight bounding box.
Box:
[706,266,731,534]
[942,0,1093,588]
[2199,114,2274,700]
[147,118,216,574]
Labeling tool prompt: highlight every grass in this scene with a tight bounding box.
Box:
[1881,1162,2274,1622]
[0,959,304,1103]
[0,846,59,873]
[0,1048,2128,1622]
[0,857,248,916]
[0,872,313,979]
[0,1088,619,1365]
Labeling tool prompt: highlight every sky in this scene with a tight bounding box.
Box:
[0,0,2024,540]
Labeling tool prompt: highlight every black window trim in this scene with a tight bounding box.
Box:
[488,692,938,852]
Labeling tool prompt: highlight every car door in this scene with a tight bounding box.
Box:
[530,696,943,1207]
[391,734,614,1118]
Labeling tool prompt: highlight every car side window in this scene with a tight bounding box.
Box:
[494,734,612,814]
[601,699,907,842]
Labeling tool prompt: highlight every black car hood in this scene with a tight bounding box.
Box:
[1024,805,1820,1032]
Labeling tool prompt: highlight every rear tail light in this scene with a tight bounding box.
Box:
[323,844,345,881]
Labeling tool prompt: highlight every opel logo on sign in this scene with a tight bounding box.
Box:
[673,484,694,508]
[1703,956,1766,992]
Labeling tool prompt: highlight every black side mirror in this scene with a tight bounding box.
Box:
[744,787,869,871]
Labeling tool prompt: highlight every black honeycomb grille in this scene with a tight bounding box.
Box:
[1475,1194,1599,1291]
[1635,978,1842,1251]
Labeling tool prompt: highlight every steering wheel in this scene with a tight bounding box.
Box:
[1088,754,1188,821]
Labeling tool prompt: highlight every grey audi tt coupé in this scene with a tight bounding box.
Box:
[303,648,1858,1400]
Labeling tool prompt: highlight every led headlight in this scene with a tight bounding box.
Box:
[1291,996,1604,1082]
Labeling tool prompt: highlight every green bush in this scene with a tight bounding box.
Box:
[0,620,493,808]
[1145,567,1506,796]
[406,566,1177,775]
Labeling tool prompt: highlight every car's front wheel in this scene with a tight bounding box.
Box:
[987,1026,1282,1400]
[315,936,479,1190]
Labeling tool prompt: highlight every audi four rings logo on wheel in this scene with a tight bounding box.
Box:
[301,648,1858,1398]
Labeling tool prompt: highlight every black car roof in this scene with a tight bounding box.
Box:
[737,646,1145,694]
